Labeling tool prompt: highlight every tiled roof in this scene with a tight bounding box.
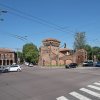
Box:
[42,38,61,43]
[59,48,70,52]
[0,48,14,52]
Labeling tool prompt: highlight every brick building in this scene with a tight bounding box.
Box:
[0,48,17,66]
[38,38,87,66]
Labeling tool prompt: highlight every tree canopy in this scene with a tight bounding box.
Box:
[84,44,92,60]
[84,44,100,61]
[74,32,86,50]
[23,43,39,64]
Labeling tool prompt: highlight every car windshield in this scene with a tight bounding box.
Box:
[84,61,88,63]
[89,61,93,63]
[10,65,18,67]
[97,62,100,64]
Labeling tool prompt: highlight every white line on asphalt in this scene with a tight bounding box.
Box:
[69,91,92,100]
[94,82,100,86]
[80,88,100,98]
[56,96,69,100]
[88,85,100,91]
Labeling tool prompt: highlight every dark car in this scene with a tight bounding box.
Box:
[83,61,93,67]
[65,63,78,68]
[95,62,100,67]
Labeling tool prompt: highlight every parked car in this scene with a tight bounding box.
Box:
[95,61,100,67]
[0,66,3,73]
[65,63,78,68]
[83,61,93,66]
[29,63,33,67]
[2,65,21,72]
[1,66,10,73]
[25,62,29,66]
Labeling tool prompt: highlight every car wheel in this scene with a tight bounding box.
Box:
[2,69,8,73]
[5,69,8,72]
[17,69,20,72]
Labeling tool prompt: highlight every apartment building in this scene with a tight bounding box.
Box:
[0,48,17,66]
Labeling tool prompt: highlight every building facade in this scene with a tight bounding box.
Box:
[0,48,17,66]
[38,38,87,66]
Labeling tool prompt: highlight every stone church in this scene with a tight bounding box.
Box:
[38,38,87,66]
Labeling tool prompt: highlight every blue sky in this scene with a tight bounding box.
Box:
[0,0,100,51]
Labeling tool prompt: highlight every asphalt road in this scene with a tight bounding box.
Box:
[0,66,100,100]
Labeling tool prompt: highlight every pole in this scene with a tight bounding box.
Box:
[50,42,52,66]
[16,48,18,64]
[57,47,59,66]
[92,47,93,61]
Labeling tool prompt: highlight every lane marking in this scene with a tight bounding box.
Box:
[88,85,100,91]
[94,82,100,86]
[69,91,91,100]
[56,96,69,100]
[80,88,100,98]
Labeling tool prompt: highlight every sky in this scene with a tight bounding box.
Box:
[0,0,100,51]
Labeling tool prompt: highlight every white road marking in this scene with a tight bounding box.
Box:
[56,96,69,100]
[80,88,100,98]
[56,81,100,100]
[69,91,92,100]
[88,85,100,90]
[94,82,100,86]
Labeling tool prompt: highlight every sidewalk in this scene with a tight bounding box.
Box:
[41,66,65,69]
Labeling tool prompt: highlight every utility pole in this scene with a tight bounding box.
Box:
[50,42,52,66]
[13,35,28,64]
[92,47,94,61]
[16,48,20,64]
[57,47,59,66]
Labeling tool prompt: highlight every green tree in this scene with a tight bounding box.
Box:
[92,46,100,61]
[74,32,86,50]
[17,51,24,63]
[84,44,92,60]
[23,43,39,64]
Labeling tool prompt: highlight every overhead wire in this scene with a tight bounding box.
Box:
[0,3,74,34]
[3,32,28,42]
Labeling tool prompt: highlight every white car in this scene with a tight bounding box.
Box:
[2,65,21,72]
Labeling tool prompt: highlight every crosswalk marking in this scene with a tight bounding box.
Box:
[94,82,100,86]
[56,96,69,100]
[56,81,100,100]
[69,91,92,100]
[88,85,100,90]
[80,88,100,98]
